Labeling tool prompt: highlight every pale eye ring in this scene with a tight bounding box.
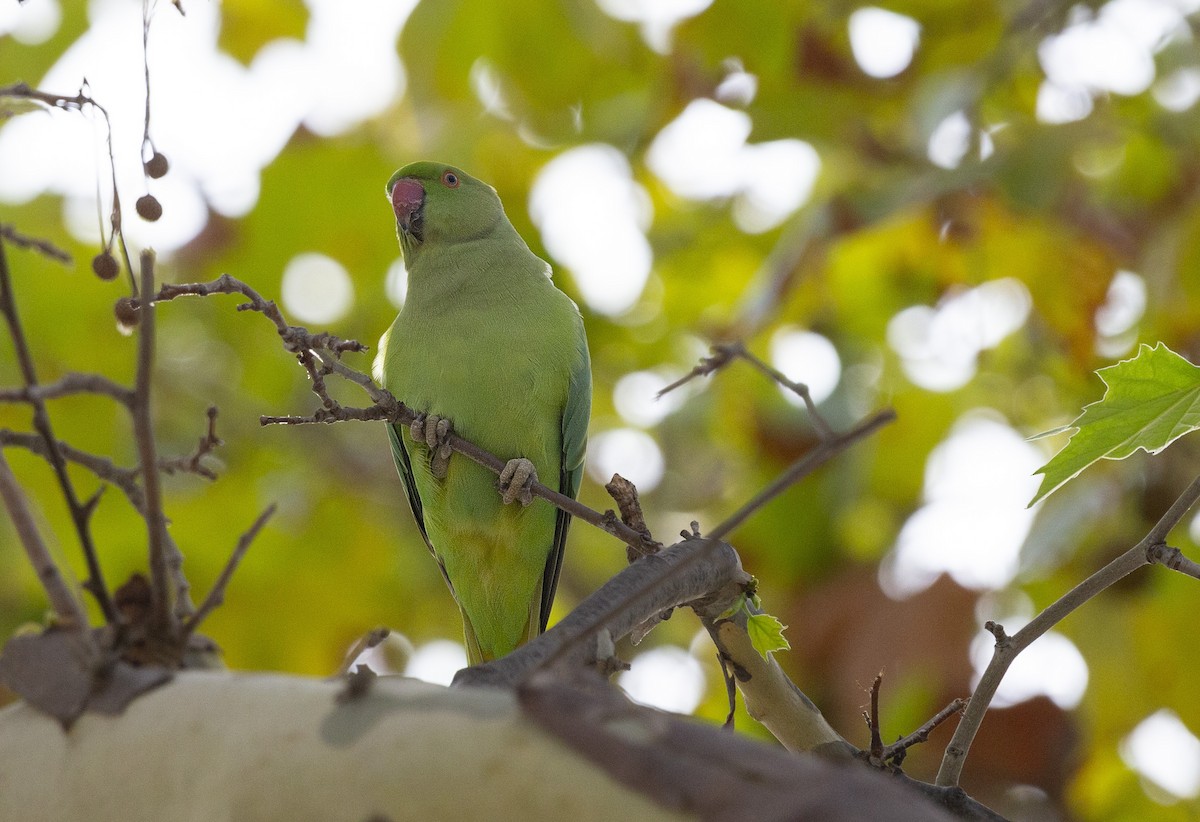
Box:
[442,170,460,188]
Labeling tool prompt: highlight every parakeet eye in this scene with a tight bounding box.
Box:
[442,171,460,188]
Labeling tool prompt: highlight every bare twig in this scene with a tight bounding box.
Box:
[261,405,392,425]
[0,233,117,622]
[158,406,221,480]
[2,405,221,511]
[0,449,91,631]
[151,274,365,357]
[1146,475,1200,545]
[0,372,135,406]
[0,225,71,264]
[0,82,98,113]
[0,430,144,508]
[182,503,276,636]
[866,673,884,763]
[336,626,392,677]
[2,422,207,624]
[936,473,1200,787]
[132,251,173,639]
[734,342,835,439]
[658,340,834,439]
[883,699,967,764]
[656,343,739,397]
[706,408,896,543]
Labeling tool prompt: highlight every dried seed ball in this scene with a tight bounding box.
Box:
[114,296,140,327]
[91,251,119,281]
[144,152,169,179]
[136,194,162,222]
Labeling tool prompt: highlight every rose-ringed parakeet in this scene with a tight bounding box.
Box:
[376,162,591,664]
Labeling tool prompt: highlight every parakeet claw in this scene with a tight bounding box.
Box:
[411,413,454,479]
[498,457,537,506]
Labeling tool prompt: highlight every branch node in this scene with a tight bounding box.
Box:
[1148,542,1200,580]
[983,620,1009,646]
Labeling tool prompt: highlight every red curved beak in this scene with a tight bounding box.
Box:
[390,178,425,233]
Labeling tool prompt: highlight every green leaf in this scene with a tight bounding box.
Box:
[1030,343,1200,505]
[746,613,790,658]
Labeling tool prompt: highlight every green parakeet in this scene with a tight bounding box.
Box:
[375,162,591,665]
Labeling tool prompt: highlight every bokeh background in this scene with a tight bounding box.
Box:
[3,0,1200,818]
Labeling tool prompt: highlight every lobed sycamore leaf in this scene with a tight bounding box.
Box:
[1030,343,1200,506]
[746,612,790,658]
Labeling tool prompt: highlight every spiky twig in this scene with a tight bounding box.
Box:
[0,233,117,622]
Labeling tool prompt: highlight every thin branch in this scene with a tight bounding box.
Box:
[867,672,884,762]
[132,250,173,640]
[656,343,739,397]
[657,340,833,439]
[261,406,392,425]
[0,372,135,406]
[4,404,220,622]
[883,699,966,764]
[732,342,835,439]
[0,225,71,264]
[0,233,117,622]
[936,473,1200,787]
[336,626,392,677]
[0,449,91,631]
[151,274,366,358]
[2,406,222,511]
[157,405,221,480]
[706,408,896,543]
[0,82,100,113]
[1146,474,1200,545]
[182,503,276,636]
[0,430,144,509]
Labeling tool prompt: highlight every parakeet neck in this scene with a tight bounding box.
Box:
[403,223,547,312]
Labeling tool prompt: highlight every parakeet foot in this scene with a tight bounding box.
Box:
[410,413,454,479]
[498,457,537,506]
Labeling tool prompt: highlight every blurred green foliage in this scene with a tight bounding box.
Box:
[3,1,1200,819]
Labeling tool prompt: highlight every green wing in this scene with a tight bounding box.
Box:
[387,422,453,592]
[539,332,591,633]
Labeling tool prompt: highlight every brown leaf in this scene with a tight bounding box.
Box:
[0,631,97,726]
[0,630,173,725]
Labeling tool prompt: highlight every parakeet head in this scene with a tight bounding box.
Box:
[385,162,506,260]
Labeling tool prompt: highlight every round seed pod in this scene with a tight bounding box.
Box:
[91,251,119,281]
[144,152,169,179]
[136,194,163,222]
[114,296,140,328]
